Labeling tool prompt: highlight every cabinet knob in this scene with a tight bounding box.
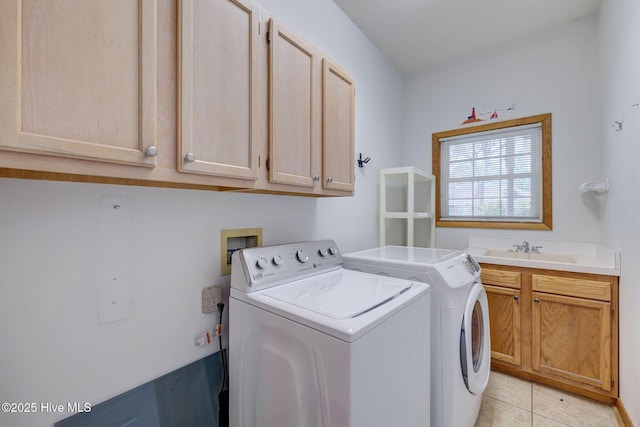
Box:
[534,298,540,303]
[184,152,196,163]
[326,176,333,183]
[145,146,158,157]
[313,175,321,182]
[514,295,519,301]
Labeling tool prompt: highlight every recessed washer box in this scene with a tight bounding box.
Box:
[221,228,262,275]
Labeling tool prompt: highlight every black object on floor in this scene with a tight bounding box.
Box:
[218,388,229,427]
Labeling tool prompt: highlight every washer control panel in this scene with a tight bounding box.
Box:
[231,239,342,292]
[432,253,482,289]
[463,254,481,275]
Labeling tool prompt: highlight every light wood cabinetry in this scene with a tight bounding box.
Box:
[481,264,618,402]
[322,58,355,192]
[178,0,260,181]
[531,274,613,393]
[0,0,354,197]
[0,0,157,167]
[483,269,522,365]
[267,18,319,189]
[266,18,355,194]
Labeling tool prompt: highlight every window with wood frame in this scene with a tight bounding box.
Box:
[432,113,552,230]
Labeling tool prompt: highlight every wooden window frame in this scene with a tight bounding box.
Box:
[432,113,552,230]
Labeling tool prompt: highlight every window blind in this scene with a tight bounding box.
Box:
[440,123,543,222]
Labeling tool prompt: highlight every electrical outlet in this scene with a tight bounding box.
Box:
[202,285,223,313]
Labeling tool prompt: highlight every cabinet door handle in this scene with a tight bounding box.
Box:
[326,176,333,183]
[145,146,158,157]
[184,152,196,163]
[313,175,320,182]
[534,298,540,303]
[514,295,519,301]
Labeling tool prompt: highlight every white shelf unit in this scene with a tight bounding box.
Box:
[380,167,435,247]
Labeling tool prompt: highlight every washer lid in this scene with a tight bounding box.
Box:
[263,269,412,319]
[343,246,462,270]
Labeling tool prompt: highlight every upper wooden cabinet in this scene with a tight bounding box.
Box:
[0,0,158,167]
[267,18,319,189]
[266,18,355,195]
[178,0,260,181]
[0,0,355,197]
[322,58,355,192]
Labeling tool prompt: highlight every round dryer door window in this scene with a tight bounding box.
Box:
[460,281,491,395]
[470,301,484,372]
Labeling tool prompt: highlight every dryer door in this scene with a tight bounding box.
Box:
[460,281,491,395]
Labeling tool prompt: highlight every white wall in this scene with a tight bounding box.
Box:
[597,0,640,424]
[403,16,602,250]
[0,0,404,425]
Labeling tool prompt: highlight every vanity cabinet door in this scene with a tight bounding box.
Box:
[178,0,260,181]
[531,291,611,392]
[482,268,522,366]
[0,0,157,167]
[484,285,522,365]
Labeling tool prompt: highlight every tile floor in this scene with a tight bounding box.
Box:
[474,371,622,427]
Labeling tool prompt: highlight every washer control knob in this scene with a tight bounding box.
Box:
[328,247,339,256]
[272,255,284,266]
[318,248,328,257]
[256,257,269,270]
[296,249,309,263]
[462,260,473,274]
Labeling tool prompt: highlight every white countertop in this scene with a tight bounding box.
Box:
[465,237,620,276]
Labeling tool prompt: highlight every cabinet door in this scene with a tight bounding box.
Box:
[178,0,259,180]
[532,292,611,391]
[322,58,354,192]
[485,285,521,365]
[268,18,319,188]
[0,0,157,166]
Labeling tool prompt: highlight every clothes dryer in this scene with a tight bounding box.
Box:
[230,240,431,427]
[342,246,490,427]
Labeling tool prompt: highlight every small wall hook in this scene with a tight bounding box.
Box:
[357,153,371,168]
[612,121,623,132]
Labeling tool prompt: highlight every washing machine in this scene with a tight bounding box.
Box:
[229,240,431,427]
[342,246,490,427]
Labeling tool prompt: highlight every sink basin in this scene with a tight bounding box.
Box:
[466,239,619,275]
[485,250,576,264]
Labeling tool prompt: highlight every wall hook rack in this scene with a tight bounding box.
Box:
[357,153,371,168]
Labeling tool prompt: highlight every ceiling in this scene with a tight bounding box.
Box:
[332,0,602,74]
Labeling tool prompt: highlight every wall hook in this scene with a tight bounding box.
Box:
[357,153,371,168]
[612,121,623,132]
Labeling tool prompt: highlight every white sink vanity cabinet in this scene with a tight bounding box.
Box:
[466,237,620,404]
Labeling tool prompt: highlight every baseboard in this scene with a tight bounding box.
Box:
[615,398,634,427]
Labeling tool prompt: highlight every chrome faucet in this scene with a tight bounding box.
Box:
[512,241,544,253]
